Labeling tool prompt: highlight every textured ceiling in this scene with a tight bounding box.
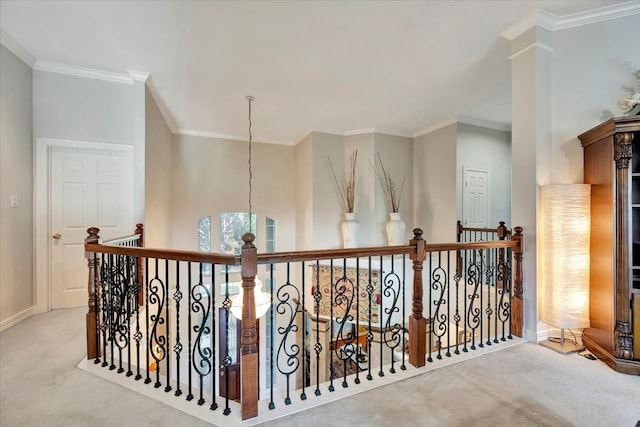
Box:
[0,0,627,144]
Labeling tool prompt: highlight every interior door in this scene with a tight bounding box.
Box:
[50,147,132,308]
[462,167,489,228]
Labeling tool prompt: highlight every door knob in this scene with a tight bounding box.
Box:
[52,233,62,240]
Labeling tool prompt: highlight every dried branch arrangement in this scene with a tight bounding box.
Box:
[328,150,358,213]
[371,152,405,213]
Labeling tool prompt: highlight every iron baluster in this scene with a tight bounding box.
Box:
[186,263,193,401]
[276,263,300,405]
[313,260,322,396]
[144,257,151,384]
[366,258,373,381]
[268,265,276,409]
[191,263,212,406]
[173,261,183,397]
[300,261,307,400]
[222,265,232,415]
[210,262,217,411]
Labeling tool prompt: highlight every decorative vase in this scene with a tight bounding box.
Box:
[341,212,359,248]
[386,212,406,246]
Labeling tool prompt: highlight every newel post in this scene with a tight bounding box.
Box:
[85,227,101,360]
[240,232,259,420]
[135,223,145,306]
[409,228,427,367]
[511,226,524,337]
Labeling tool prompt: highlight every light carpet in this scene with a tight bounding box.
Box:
[1,307,639,426]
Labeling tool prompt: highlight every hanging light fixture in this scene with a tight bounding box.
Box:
[246,95,254,234]
[229,95,270,319]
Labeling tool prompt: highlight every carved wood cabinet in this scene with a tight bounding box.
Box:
[579,116,640,375]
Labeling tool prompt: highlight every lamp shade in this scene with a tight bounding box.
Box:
[229,277,271,320]
[541,184,591,329]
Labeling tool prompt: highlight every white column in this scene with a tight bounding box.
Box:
[503,24,553,342]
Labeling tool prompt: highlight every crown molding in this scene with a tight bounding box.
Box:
[501,1,640,40]
[0,30,36,67]
[458,116,512,132]
[344,128,376,136]
[500,9,555,40]
[176,129,291,146]
[413,118,458,138]
[33,60,134,84]
[126,69,150,82]
[554,0,640,30]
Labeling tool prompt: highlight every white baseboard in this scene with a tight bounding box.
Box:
[536,328,552,343]
[0,306,36,333]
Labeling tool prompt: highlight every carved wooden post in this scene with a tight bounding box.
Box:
[614,132,634,359]
[240,232,258,420]
[85,227,101,360]
[409,228,427,367]
[511,226,524,338]
[135,223,144,306]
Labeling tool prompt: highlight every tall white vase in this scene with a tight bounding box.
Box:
[386,212,406,246]
[341,212,359,248]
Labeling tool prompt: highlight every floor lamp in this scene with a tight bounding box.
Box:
[540,184,591,354]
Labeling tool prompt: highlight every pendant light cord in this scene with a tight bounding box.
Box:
[246,95,254,234]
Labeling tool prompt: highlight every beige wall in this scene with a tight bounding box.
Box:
[0,45,34,329]
[144,87,173,248]
[373,133,414,244]
[456,123,511,227]
[413,124,457,243]
[170,134,296,254]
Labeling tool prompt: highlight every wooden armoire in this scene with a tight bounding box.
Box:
[579,116,640,375]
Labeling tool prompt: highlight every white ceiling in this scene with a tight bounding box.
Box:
[0,0,630,144]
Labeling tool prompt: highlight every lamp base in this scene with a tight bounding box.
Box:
[539,338,584,354]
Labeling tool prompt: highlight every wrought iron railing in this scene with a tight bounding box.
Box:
[84,225,524,421]
[456,220,511,243]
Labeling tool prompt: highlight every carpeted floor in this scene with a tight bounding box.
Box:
[1,307,639,427]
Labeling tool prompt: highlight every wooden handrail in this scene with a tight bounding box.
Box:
[257,245,414,264]
[86,240,516,266]
[102,233,141,246]
[84,243,238,265]
[456,220,512,242]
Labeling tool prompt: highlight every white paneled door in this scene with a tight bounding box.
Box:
[462,167,489,228]
[50,147,132,308]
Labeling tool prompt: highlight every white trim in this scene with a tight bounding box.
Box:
[35,138,134,313]
[500,9,555,40]
[412,118,458,138]
[508,42,553,60]
[344,128,376,136]
[176,129,290,146]
[536,328,552,343]
[0,30,36,67]
[33,61,134,85]
[126,69,149,82]
[457,116,512,132]
[554,1,640,31]
[501,1,640,40]
[0,306,36,332]
[145,75,177,133]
